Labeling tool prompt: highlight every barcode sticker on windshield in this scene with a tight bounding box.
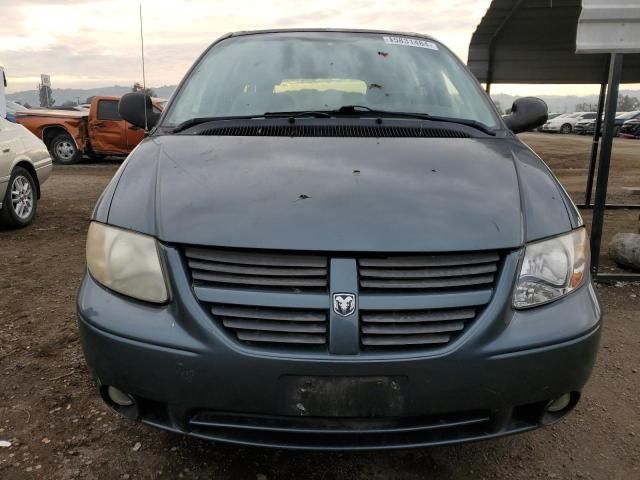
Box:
[382,36,438,50]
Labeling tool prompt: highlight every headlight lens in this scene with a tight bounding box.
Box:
[86,222,168,303]
[513,228,589,309]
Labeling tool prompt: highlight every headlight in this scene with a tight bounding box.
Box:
[513,228,589,309]
[86,222,168,303]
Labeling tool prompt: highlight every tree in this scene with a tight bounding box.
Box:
[617,95,640,112]
[85,96,95,104]
[61,100,78,108]
[23,102,32,109]
[492,100,504,115]
[132,81,156,97]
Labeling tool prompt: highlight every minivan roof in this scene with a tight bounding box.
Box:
[225,28,438,42]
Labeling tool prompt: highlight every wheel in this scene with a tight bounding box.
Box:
[0,167,37,228]
[560,124,572,134]
[51,133,81,164]
[614,126,621,137]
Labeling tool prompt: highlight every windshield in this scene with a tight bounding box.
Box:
[162,32,499,129]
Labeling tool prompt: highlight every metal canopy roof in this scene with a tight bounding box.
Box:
[577,0,640,54]
[468,0,640,84]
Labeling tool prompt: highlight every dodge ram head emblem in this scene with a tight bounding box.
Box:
[333,293,356,317]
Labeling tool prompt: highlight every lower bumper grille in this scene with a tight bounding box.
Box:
[186,410,494,449]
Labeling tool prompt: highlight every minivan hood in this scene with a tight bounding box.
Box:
[104,135,575,252]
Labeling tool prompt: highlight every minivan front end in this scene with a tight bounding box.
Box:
[77,230,600,449]
[77,29,601,450]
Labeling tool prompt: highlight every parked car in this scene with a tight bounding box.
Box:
[0,115,52,227]
[573,116,599,135]
[78,29,600,450]
[541,112,597,134]
[573,111,640,136]
[16,96,164,164]
[612,111,640,136]
[620,118,640,139]
[536,112,561,131]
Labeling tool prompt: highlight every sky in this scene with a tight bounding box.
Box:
[0,0,615,96]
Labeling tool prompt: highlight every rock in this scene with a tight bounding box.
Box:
[608,233,640,271]
[0,440,12,448]
[132,442,141,452]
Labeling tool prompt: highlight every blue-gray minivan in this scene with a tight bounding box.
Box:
[77,29,601,450]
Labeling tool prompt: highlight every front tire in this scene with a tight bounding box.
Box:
[0,167,38,228]
[560,124,572,134]
[51,133,81,164]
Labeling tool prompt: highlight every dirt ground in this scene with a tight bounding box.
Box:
[0,133,639,480]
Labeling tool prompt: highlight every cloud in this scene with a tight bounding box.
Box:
[0,0,491,92]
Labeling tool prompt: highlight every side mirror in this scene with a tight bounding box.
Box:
[503,97,548,134]
[118,92,160,130]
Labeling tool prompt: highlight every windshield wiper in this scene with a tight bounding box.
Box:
[171,106,496,136]
[334,106,496,136]
[172,111,332,132]
[172,115,266,133]
[264,111,332,119]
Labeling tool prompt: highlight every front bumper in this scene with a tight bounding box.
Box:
[77,246,602,450]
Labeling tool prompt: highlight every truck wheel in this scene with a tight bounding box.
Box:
[0,167,38,228]
[51,134,81,164]
[560,124,572,134]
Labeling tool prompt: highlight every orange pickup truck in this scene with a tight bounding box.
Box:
[16,96,165,164]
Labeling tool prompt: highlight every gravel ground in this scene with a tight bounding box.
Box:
[0,134,639,479]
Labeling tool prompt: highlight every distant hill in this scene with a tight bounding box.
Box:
[491,90,640,114]
[7,85,176,106]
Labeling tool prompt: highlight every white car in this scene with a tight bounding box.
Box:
[542,112,597,134]
[0,115,52,227]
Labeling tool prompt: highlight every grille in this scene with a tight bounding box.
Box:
[199,124,471,138]
[360,307,476,348]
[358,252,500,291]
[210,304,328,346]
[185,246,500,353]
[185,247,328,292]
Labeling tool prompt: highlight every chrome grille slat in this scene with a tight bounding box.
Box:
[362,333,451,346]
[359,253,499,268]
[360,274,495,289]
[362,309,475,323]
[359,263,497,279]
[188,259,327,277]
[222,319,326,334]
[361,321,464,335]
[211,305,325,322]
[192,271,327,287]
[237,331,327,344]
[186,248,327,267]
